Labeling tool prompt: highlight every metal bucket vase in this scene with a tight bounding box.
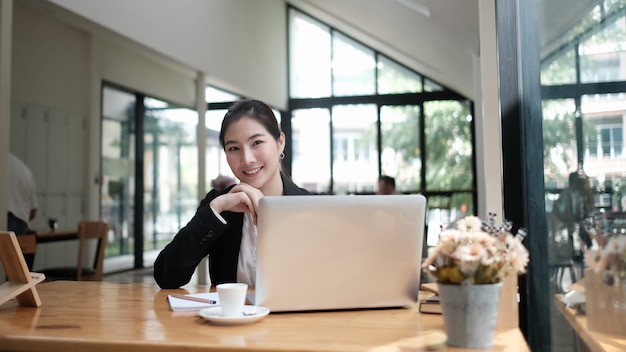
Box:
[438,282,502,348]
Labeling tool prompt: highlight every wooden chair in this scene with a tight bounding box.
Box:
[40,221,109,281]
[0,231,45,307]
[16,234,37,270]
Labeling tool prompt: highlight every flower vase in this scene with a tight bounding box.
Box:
[438,282,502,348]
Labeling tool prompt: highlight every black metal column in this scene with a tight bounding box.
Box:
[496,0,551,350]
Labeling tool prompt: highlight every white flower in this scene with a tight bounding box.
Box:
[421,214,529,285]
[455,216,483,233]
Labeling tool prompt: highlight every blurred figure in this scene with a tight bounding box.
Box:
[8,153,38,269]
[376,175,396,195]
[7,153,38,235]
[211,175,236,191]
[553,170,595,249]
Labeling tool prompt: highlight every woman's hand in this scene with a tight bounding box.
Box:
[209,183,264,224]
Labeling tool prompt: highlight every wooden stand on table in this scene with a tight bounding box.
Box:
[0,231,45,307]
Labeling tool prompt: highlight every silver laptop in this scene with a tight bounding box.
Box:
[251,194,426,312]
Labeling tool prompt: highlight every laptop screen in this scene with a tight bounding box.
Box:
[253,194,426,312]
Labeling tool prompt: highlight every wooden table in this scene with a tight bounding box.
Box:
[0,281,529,352]
[554,295,626,352]
[35,230,78,243]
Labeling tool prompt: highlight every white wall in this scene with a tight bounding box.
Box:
[48,0,288,109]
[0,0,13,233]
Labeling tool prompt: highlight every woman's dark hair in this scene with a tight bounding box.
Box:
[219,99,282,148]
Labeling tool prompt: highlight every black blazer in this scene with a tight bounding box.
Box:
[153,172,311,289]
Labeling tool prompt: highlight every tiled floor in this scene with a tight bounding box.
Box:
[103,267,156,285]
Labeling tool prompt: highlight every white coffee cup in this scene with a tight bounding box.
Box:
[216,283,248,317]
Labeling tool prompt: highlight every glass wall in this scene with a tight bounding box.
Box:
[205,87,240,185]
[101,85,197,269]
[539,1,626,350]
[142,97,198,253]
[288,7,476,244]
[101,87,136,258]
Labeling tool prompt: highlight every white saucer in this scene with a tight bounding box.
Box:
[198,305,270,325]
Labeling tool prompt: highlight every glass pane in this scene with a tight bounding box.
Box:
[101,86,136,258]
[206,109,234,185]
[540,48,576,85]
[424,79,443,92]
[380,105,421,192]
[331,104,378,194]
[425,193,473,247]
[289,9,331,98]
[378,56,422,94]
[332,32,376,96]
[143,98,198,253]
[424,101,473,191]
[205,86,240,103]
[291,108,331,193]
[542,99,577,190]
[539,2,626,351]
[580,12,626,83]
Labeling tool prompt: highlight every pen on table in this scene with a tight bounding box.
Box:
[169,293,217,304]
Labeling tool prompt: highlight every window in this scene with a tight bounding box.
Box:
[288,7,476,223]
[289,9,331,98]
[291,108,331,193]
[380,105,421,191]
[332,104,378,193]
[332,32,376,96]
[539,3,626,350]
[100,85,197,269]
[378,56,422,94]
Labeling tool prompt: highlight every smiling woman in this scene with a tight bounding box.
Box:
[153,99,311,290]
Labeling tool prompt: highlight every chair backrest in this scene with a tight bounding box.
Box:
[0,231,44,307]
[16,234,37,255]
[76,221,108,281]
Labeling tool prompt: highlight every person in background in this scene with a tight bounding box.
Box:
[211,175,236,191]
[376,175,397,195]
[154,99,311,289]
[8,153,38,235]
[8,153,38,269]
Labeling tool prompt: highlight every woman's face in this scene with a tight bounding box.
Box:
[223,116,284,191]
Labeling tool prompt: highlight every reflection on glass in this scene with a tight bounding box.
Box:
[542,99,577,189]
[582,92,626,200]
[541,49,576,85]
[291,108,331,193]
[580,13,626,84]
[289,9,331,98]
[378,56,422,94]
[332,32,376,96]
[539,2,626,350]
[423,101,473,191]
[380,105,421,191]
[332,104,378,194]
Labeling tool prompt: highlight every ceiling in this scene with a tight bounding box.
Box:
[291,0,600,100]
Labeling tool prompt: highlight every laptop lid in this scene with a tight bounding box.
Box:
[253,194,426,312]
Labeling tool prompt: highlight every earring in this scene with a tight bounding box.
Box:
[280,152,285,160]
